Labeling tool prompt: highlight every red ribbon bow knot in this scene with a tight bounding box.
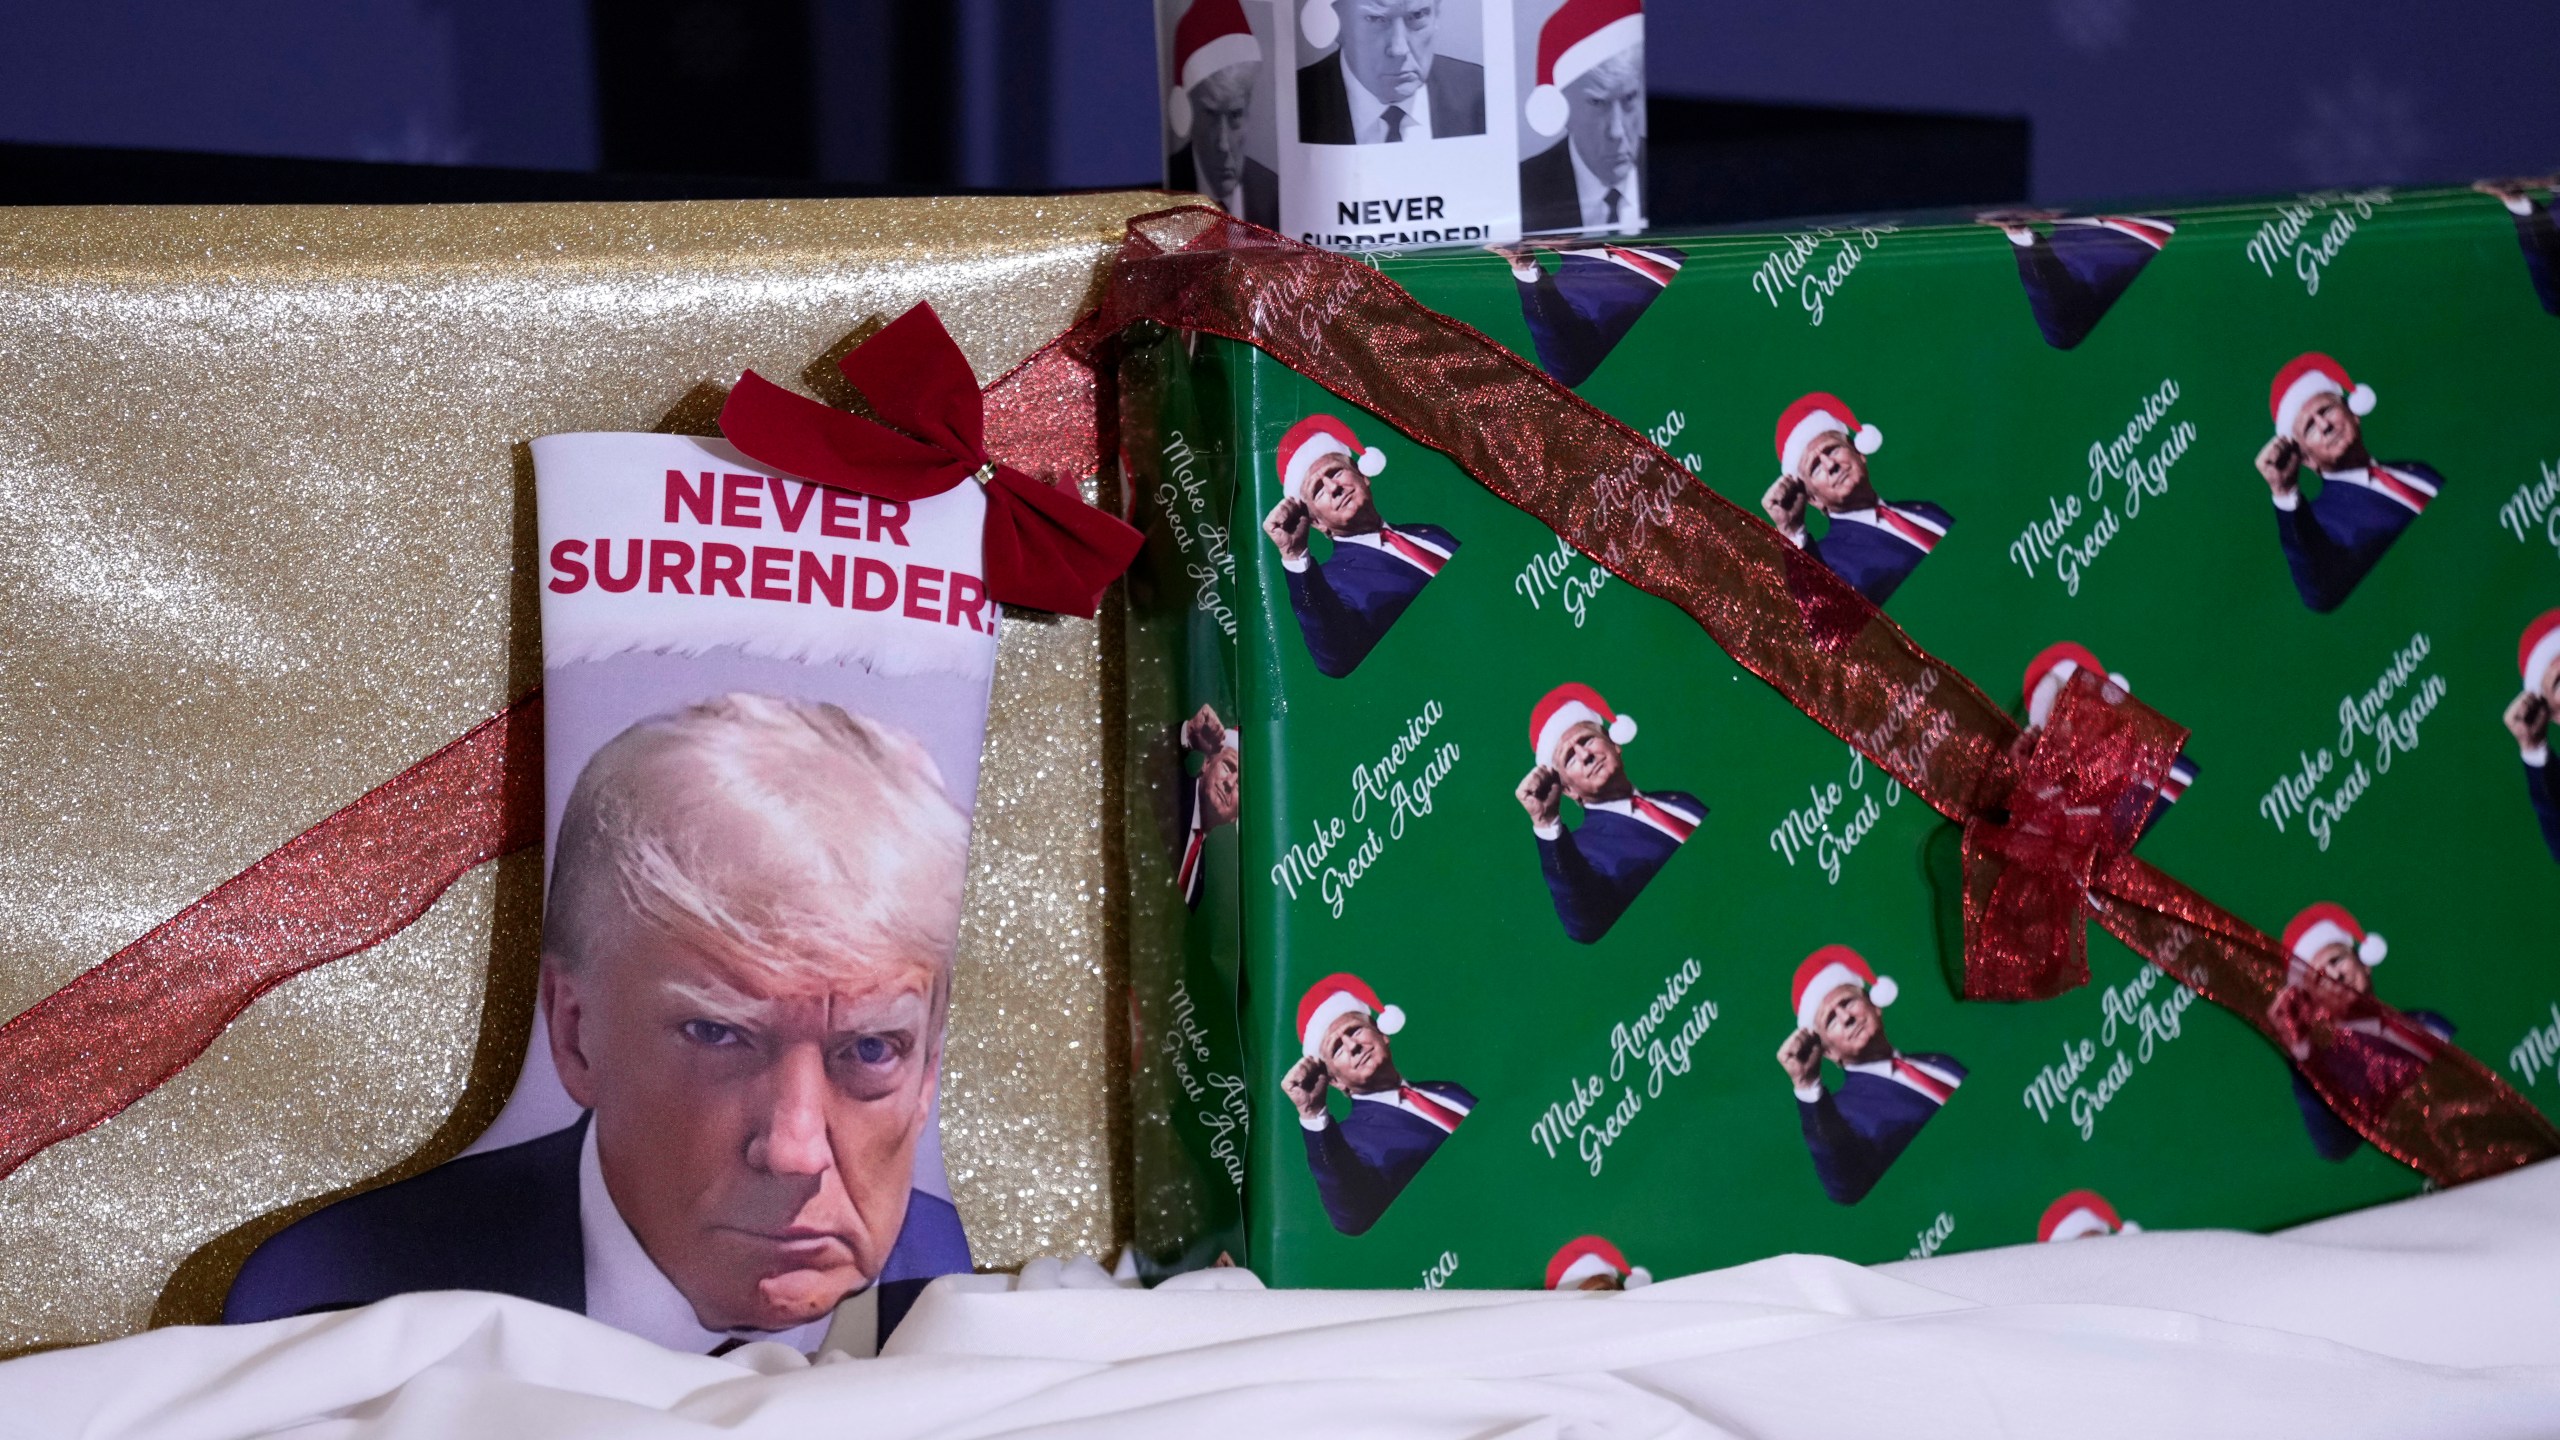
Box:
[717,302,1142,618]
[1961,667,2188,1002]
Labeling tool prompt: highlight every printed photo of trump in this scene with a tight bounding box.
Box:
[2253,352,2441,614]
[2505,609,2560,864]
[1495,238,1685,389]
[2019,641,2200,839]
[1545,1234,1651,1291]
[1975,210,2176,351]
[1285,973,1474,1236]
[1779,945,1964,1206]
[1516,682,1703,944]
[1517,0,1646,234]
[1166,0,1279,227]
[1296,0,1487,144]
[2038,1189,2138,1243]
[225,694,974,1353]
[2269,903,2453,1163]
[1263,413,1460,677]
[1174,702,1243,908]
[1762,391,1954,608]
[2473,176,2560,317]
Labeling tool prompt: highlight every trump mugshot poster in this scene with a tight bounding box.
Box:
[1159,0,1652,250]
[220,431,997,1351]
[1117,184,2560,1290]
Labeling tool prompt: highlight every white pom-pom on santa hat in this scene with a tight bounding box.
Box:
[1376,1002,1406,1035]
[1167,0,1263,142]
[1528,682,1637,769]
[1852,423,1883,455]
[1300,0,1338,50]
[1524,0,1644,138]
[1358,446,1385,477]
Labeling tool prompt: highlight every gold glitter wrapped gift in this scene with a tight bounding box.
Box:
[0,193,1164,1352]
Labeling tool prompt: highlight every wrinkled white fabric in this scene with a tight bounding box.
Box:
[7,1159,2560,1440]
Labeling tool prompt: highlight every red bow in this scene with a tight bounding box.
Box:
[1961,668,2188,1001]
[717,303,1143,618]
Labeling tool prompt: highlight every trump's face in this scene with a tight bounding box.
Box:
[1189,62,1257,200]
[1299,451,1375,536]
[2294,941,2372,1001]
[1320,1011,1394,1091]
[1201,744,1242,827]
[1564,51,1643,187]
[1553,720,1627,802]
[546,917,942,1333]
[2291,391,2362,472]
[1795,431,1869,512]
[1335,0,1438,105]
[1574,1272,1624,1292]
[1813,983,1887,1063]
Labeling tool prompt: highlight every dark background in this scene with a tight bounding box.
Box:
[0,0,2549,210]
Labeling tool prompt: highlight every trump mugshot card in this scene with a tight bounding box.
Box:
[1160,0,1653,250]
[221,431,997,1351]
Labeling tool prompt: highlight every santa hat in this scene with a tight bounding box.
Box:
[1792,944,1897,1033]
[1276,414,1384,502]
[2283,902,2387,969]
[1529,681,1637,769]
[1297,972,1404,1058]
[1546,1235,1652,1290]
[1524,0,1645,137]
[1774,392,1881,481]
[2038,1189,2139,1243]
[2269,352,2376,439]
[2021,641,2131,729]
[1167,0,1262,142]
[2520,609,2560,691]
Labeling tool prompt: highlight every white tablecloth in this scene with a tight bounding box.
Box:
[8,1158,2559,1439]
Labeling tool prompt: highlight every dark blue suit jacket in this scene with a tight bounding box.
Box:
[2528,760,2560,865]
[1302,1081,1474,1236]
[2509,199,2560,317]
[2290,1010,2454,1161]
[1798,1054,1966,1205]
[224,1116,972,1345]
[2009,221,2169,350]
[1808,502,1952,607]
[2138,752,2200,838]
[1536,790,1705,944]
[2272,464,2439,614]
[1283,523,1459,678]
[1514,246,1685,387]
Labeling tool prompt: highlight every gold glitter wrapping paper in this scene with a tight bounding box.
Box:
[0,193,1163,1351]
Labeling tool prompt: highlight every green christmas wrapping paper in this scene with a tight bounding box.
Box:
[1117,183,2560,1290]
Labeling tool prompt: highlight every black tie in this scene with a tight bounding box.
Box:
[1382,105,1407,142]
[1604,187,1622,224]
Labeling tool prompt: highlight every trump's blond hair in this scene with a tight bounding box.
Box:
[544,693,970,1008]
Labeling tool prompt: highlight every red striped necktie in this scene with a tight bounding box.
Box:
[1891,1057,1954,1104]
[2363,467,2433,513]
[1379,526,1447,576]
[1876,506,1939,552]
[1632,795,1697,841]
[1399,1084,1466,1133]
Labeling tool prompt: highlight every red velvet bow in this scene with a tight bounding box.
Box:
[1961,668,2189,1001]
[717,303,1143,618]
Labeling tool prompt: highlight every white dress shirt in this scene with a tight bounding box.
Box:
[1795,1052,1964,1104]
[1568,140,1640,232]
[580,1122,831,1354]
[1340,51,1433,142]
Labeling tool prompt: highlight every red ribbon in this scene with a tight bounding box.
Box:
[0,695,543,1182]
[1963,668,2187,1002]
[718,302,1144,618]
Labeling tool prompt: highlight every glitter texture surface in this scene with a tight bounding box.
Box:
[0,194,1162,1350]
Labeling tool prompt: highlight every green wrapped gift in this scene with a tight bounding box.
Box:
[1117,184,2560,1289]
